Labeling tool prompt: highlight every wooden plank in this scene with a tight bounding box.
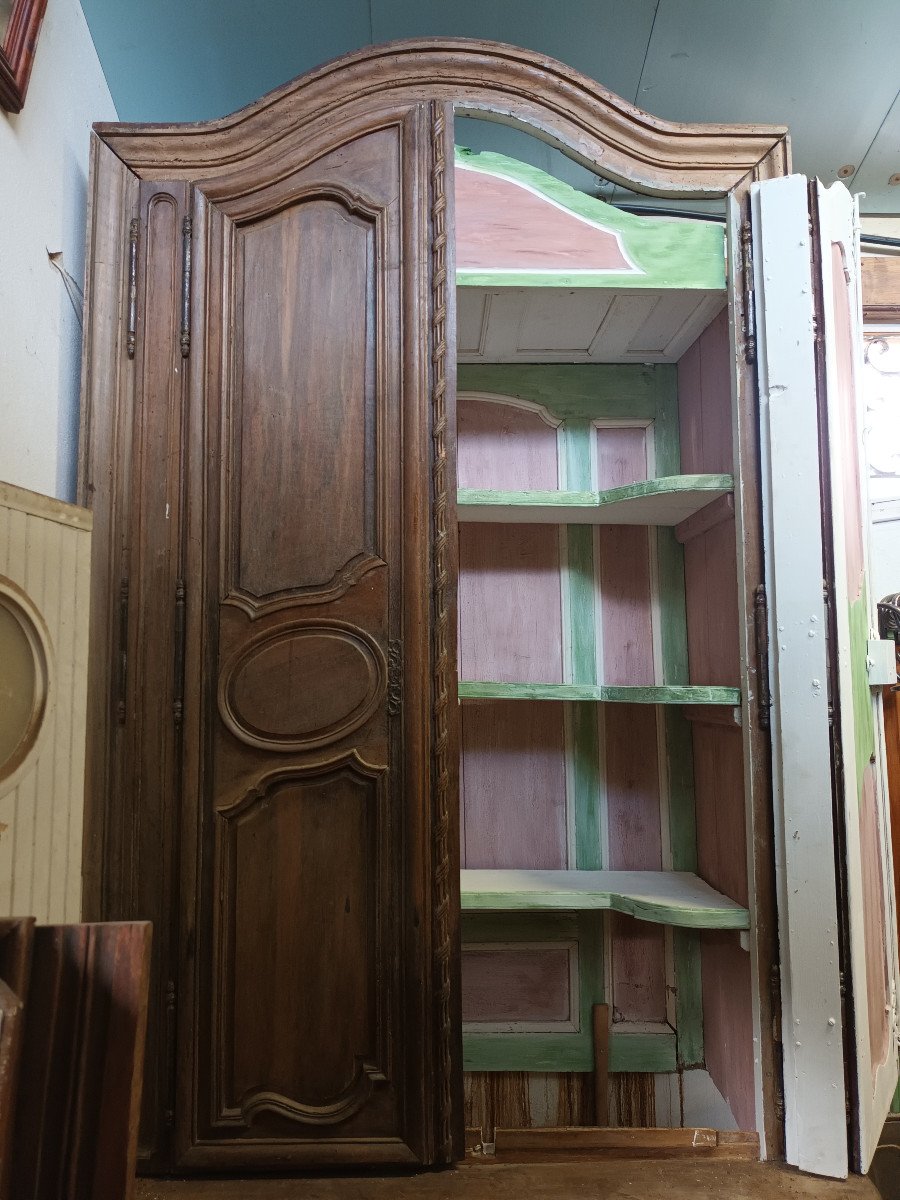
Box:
[459,682,741,705]
[458,475,733,525]
[674,493,735,544]
[460,870,749,929]
[0,918,33,1200]
[592,1004,609,1126]
[486,1126,760,1162]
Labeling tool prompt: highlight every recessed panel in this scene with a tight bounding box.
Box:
[222,762,382,1122]
[234,199,376,600]
[462,945,574,1026]
[516,291,613,354]
[460,699,568,870]
[459,523,563,684]
[457,395,558,491]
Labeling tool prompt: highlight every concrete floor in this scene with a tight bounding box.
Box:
[135,1160,881,1199]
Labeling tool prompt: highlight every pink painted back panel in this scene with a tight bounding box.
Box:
[595,426,666,1020]
[457,395,559,491]
[693,724,747,906]
[458,523,564,684]
[678,307,733,475]
[605,704,667,1022]
[461,947,573,1023]
[460,699,568,870]
[456,164,633,274]
[684,518,740,688]
[702,930,755,1130]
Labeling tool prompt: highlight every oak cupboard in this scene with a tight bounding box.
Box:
[78,39,898,1179]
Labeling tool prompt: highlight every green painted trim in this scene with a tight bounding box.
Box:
[460,871,750,929]
[458,681,741,705]
[462,1028,677,1074]
[455,148,726,292]
[458,364,674,422]
[672,929,704,1067]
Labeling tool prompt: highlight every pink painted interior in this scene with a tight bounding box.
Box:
[460,699,568,870]
[456,164,633,274]
[677,308,733,475]
[679,312,753,1128]
[701,931,755,1131]
[457,395,559,491]
[461,947,572,1023]
[594,426,666,1020]
[458,523,564,684]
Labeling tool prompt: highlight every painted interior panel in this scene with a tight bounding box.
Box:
[459,699,568,870]
[461,945,574,1025]
[458,523,564,684]
[677,313,752,1128]
[457,394,558,491]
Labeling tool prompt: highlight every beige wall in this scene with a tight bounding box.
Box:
[0,0,116,501]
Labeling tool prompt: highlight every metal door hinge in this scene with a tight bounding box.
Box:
[173,579,186,726]
[126,218,139,359]
[740,220,757,365]
[754,583,771,730]
[388,639,402,716]
[180,216,192,358]
[116,579,129,724]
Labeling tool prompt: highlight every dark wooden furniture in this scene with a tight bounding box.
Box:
[78,39,791,1173]
[4,920,150,1200]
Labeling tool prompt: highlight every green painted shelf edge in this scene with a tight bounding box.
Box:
[463,1027,677,1074]
[457,474,733,526]
[458,681,741,706]
[454,147,726,292]
[460,870,750,930]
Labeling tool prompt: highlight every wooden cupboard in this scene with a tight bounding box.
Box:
[78,39,899,1180]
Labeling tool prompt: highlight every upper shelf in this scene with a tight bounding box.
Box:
[460,869,749,930]
[457,474,733,525]
[455,149,727,365]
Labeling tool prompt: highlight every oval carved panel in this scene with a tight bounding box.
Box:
[219,621,386,751]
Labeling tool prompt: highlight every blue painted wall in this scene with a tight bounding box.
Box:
[78,0,900,211]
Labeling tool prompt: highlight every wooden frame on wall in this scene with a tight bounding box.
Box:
[0,0,47,113]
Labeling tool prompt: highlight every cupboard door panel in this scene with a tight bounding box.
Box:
[177,109,450,1168]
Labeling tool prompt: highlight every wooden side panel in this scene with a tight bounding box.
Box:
[678,312,751,1129]
[180,112,438,1167]
[596,428,667,1024]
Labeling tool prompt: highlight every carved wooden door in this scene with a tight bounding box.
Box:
[170,104,457,1169]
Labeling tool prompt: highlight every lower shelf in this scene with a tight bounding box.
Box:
[458,681,742,706]
[460,870,750,930]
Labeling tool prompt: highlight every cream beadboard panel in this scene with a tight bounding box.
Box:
[0,481,92,921]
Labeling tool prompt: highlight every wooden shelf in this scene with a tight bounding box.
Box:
[460,870,749,930]
[457,475,733,526]
[458,681,741,706]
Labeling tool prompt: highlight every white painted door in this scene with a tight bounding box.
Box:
[753,174,900,1177]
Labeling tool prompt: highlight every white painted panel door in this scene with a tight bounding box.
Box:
[754,173,900,1177]
[814,179,899,1173]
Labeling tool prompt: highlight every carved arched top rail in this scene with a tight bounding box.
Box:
[95,38,789,197]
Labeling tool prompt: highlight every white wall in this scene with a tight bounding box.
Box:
[0,0,116,501]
